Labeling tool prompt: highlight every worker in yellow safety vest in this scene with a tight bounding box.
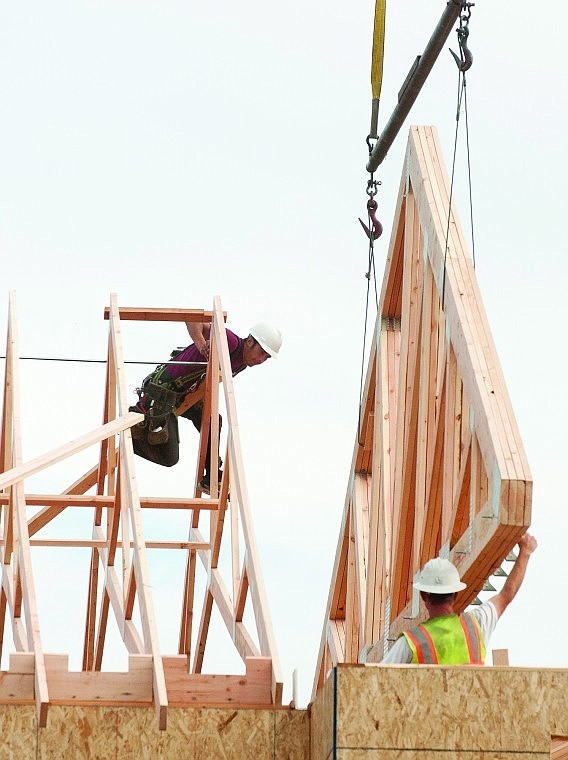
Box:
[382,533,537,664]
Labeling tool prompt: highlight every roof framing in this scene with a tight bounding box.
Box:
[0,293,282,729]
[312,125,532,698]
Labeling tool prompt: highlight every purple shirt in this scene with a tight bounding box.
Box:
[165,329,246,386]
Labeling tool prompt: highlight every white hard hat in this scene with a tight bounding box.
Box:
[413,557,467,594]
[249,322,282,358]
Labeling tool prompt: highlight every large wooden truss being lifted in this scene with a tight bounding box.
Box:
[0,294,282,730]
[313,125,532,696]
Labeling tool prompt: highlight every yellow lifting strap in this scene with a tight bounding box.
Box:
[370,0,386,138]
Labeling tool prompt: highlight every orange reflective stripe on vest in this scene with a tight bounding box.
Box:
[404,625,438,664]
[403,612,485,665]
[459,612,483,664]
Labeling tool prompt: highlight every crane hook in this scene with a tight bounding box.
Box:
[358,197,383,241]
[449,25,473,73]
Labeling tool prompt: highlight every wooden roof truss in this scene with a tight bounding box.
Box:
[0,293,282,729]
[313,125,532,697]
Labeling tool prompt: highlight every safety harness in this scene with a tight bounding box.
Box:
[133,337,245,445]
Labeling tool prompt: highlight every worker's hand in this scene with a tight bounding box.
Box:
[518,532,537,555]
[196,338,210,360]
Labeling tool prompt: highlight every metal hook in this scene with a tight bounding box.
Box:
[449,25,473,72]
[358,197,383,241]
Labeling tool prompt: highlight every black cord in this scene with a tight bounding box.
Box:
[0,356,206,366]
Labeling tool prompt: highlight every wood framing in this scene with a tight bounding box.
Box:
[312,126,532,697]
[0,293,282,729]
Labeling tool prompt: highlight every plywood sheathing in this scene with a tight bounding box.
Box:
[309,664,568,759]
[0,704,308,760]
[0,294,282,730]
[312,126,532,695]
[309,668,334,760]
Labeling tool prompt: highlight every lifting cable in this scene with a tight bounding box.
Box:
[442,1,476,308]
[358,0,386,444]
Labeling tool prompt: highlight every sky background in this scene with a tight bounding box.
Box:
[0,1,566,709]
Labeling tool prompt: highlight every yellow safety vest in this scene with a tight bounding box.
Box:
[402,613,486,665]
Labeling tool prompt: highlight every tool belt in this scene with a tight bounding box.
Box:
[138,349,207,419]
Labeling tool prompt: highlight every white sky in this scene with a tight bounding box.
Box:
[0,1,566,709]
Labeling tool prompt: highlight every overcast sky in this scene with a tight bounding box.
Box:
[1,1,566,708]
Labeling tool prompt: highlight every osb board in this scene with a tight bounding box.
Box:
[275,709,310,760]
[310,671,334,760]
[0,704,308,759]
[310,665,568,755]
[0,705,37,758]
[540,671,568,737]
[332,752,548,759]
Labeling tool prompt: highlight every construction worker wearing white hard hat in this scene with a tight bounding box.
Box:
[382,533,537,665]
[130,317,282,494]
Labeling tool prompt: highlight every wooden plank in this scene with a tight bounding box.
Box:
[82,549,99,671]
[352,475,369,650]
[413,261,434,574]
[191,528,260,663]
[27,462,103,537]
[27,539,210,550]
[93,591,110,671]
[178,548,197,659]
[16,494,223,512]
[165,656,273,706]
[344,506,359,663]
[0,413,143,492]
[109,295,168,730]
[87,531,144,655]
[192,587,214,674]
[234,561,249,623]
[212,297,282,705]
[6,293,49,726]
[389,187,423,618]
[103,307,219,323]
[379,165,409,317]
[363,334,385,645]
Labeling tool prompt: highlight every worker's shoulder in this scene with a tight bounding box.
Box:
[466,601,498,636]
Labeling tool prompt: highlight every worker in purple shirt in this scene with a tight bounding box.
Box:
[130,320,282,493]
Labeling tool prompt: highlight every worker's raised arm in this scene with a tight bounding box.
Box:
[489,532,537,618]
[186,322,211,359]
